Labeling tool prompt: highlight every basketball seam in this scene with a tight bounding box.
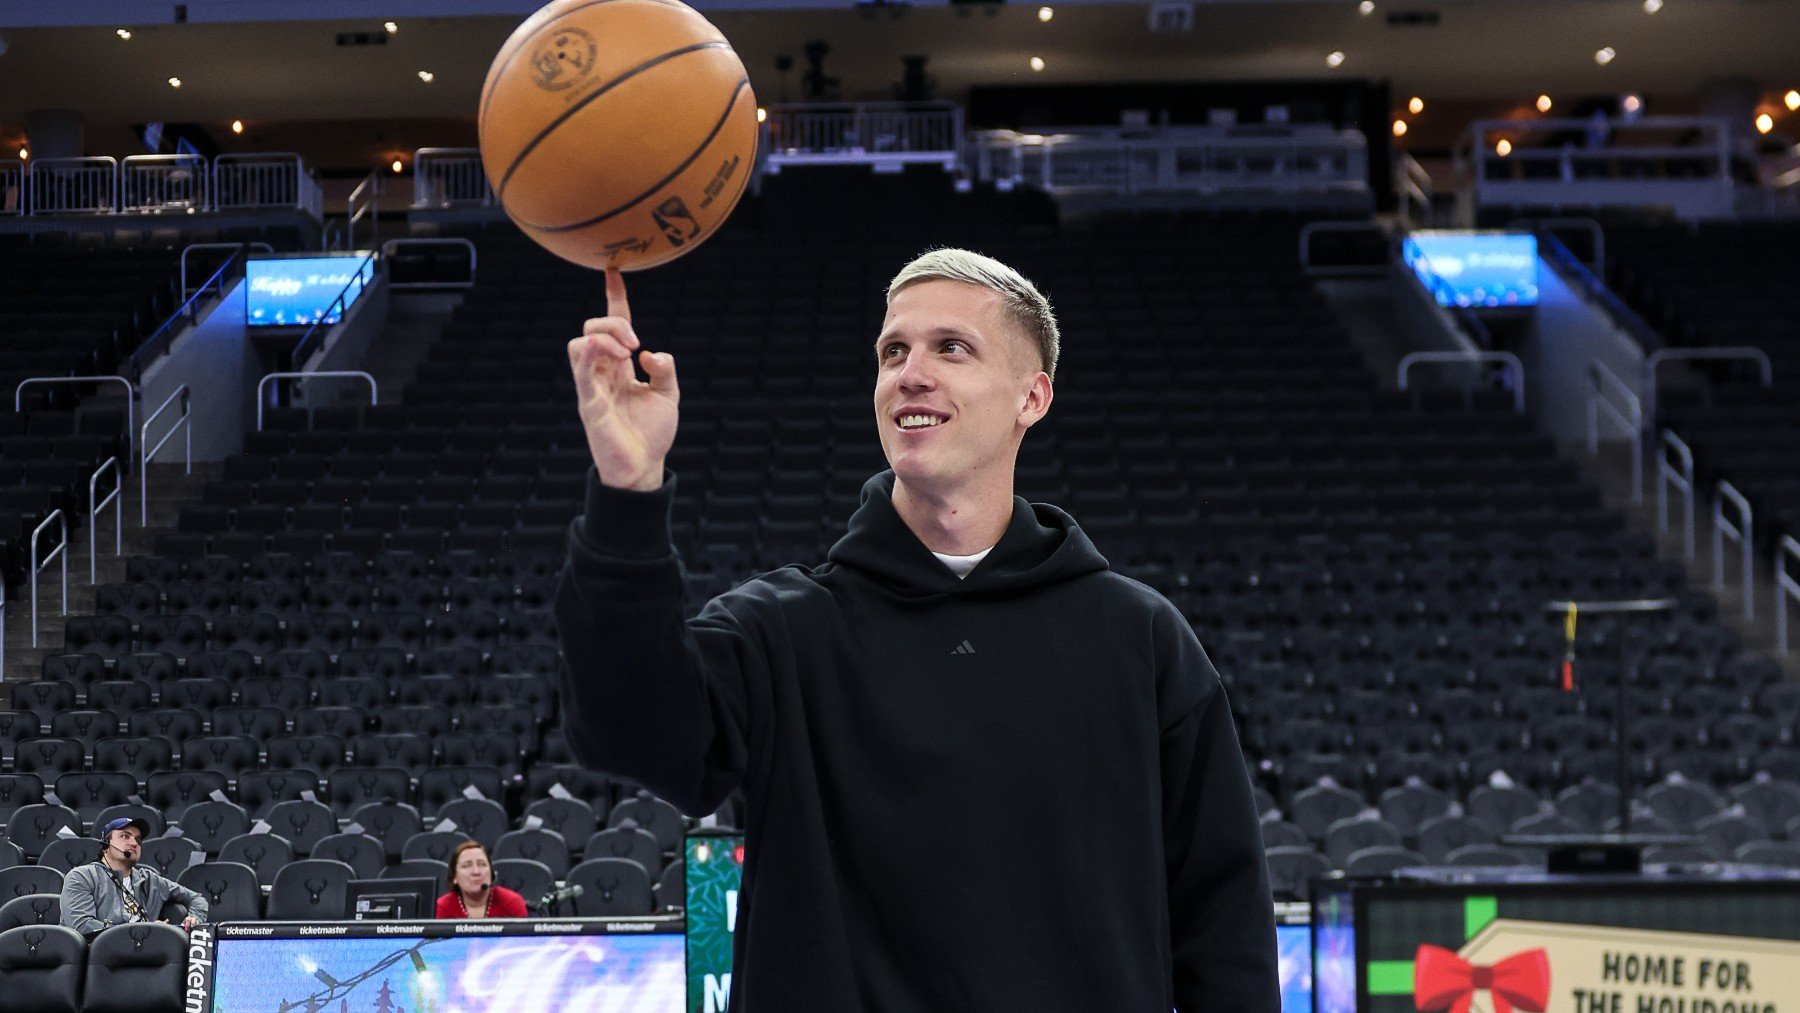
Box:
[495,40,733,202]
[513,75,752,233]
[480,0,695,129]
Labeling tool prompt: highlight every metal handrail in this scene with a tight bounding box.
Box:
[347,171,378,251]
[15,376,135,460]
[1644,347,1773,421]
[257,371,377,431]
[1712,480,1753,622]
[181,241,271,299]
[1396,152,1433,228]
[412,147,493,208]
[30,509,67,647]
[1779,536,1800,655]
[1297,220,1388,278]
[289,253,378,367]
[88,457,122,585]
[128,248,248,379]
[1396,351,1526,413]
[140,385,192,526]
[120,152,208,213]
[380,238,477,290]
[1656,430,1696,562]
[28,156,119,214]
[1586,358,1644,504]
[0,159,24,216]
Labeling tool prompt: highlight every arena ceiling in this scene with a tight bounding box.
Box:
[0,1,1793,136]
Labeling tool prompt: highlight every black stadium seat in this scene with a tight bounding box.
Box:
[83,923,187,1013]
[267,859,356,920]
[0,924,86,1012]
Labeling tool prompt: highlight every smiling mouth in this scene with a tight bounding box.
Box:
[895,413,947,430]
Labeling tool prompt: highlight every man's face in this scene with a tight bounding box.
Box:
[109,828,142,865]
[874,279,1047,490]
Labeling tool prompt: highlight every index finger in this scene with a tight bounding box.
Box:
[605,266,630,324]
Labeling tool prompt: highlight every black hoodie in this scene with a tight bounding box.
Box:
[556,469,1278,1011]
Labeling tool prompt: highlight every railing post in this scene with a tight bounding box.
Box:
[1712,480,1754,622]
[257,371,379,430]
[30,510,67,647]
[1585,359,1644,504]
[140,386,193,526]
[1656,430,1696,562]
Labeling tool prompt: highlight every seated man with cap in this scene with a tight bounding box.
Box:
[61,816,209,938]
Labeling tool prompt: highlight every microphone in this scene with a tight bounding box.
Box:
[538,883,584,909]
[478,882,491,893]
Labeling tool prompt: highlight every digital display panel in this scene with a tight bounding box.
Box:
[686,832,743,1013]
[1402,231,1538,308]
[246,253,375,327]
[194,919,684,1012]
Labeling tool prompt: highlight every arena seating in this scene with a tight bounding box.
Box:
[1602,218,1800,544]
[1,182,1797,916]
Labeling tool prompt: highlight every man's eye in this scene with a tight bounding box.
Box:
[943,341,965,354]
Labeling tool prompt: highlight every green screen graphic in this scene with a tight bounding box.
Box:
[686,832,744,1013]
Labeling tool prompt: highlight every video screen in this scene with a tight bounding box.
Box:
[1312,884,1357,1013]
[686,832,744,1013]
[209,932,685,1012]
[1402,231,1539,308]
[1277,922,1312,1012]
[246,253,375,327]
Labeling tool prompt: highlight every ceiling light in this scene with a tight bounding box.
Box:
[1643,0,1662,11]
[1496,139,1513,157]
[1536,94,1554,113]
[755,107,767,123]
[1029,56,1045,72]
[231,119,243,134]
[384,21,399,33]
[1786,90,1800,112]
[1037,6,1053,22]
[392,159,404,173]
[1359,1,1374,13]
[17,148,26,160]
[168,77,182,88]
[1756,113,1774,135]
[417,70,435,82]
[1595,47,1616,66]
[1408,97,1424,115]
[1326,51,1345,69]
[1392,119,1408,137]
[116,28,132,40]
[1622,94,1642,114]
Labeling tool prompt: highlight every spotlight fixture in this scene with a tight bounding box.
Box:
[1359,1,1374,13]
[231,119,243,134]
[1622,94,1642,114]
[1326,51,1345,69]
[1408,96,1424,115]
[1029,56,1045,72]
[417,70,435,82]
[168,77,182,88]
[1594,47,1616,66]
[1756,113,1774,135]
[17,147,26,160]
[1643,0,1662,11]
[384,21,398,33]
[391,159,403,173]
[1038,6,1052,22]
[116,28,132,40]
[1496,139,1513,157]
[1785,90,1799,112]
[1536,94,1553,113]
[1392,119,1408,137]
[755,107,767,123]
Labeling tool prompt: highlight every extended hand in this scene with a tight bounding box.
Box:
[567,266,680,491]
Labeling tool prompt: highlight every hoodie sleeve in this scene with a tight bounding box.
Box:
[1157,609,1279,1012]
[554,468,755,817]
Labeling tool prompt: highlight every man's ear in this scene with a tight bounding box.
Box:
[1018,371,1053,430]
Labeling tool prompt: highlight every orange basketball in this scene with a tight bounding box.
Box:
[478,0,759,271]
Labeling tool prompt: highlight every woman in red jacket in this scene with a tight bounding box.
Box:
[435,840,529,919]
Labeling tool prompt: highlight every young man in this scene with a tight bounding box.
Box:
[557,250,1277,1010]
[61,816,209,938]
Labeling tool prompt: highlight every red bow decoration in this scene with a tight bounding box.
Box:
[1413,944,1550,1013]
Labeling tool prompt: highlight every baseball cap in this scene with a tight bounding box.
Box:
[98,816,150,839]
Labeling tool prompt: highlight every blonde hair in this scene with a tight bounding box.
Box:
[886,248,1059,382]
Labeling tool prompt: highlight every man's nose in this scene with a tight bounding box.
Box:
[895,355,935,391]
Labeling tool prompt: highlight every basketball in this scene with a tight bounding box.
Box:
[477,0,759,271]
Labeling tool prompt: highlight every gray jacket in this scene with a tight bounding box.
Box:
[60,861,209,936]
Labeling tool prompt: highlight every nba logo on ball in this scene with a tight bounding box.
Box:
[479,0,760,272]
